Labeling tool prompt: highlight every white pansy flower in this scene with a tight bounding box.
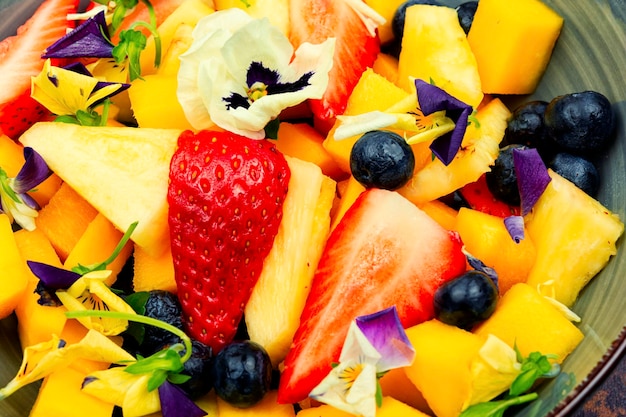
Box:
[177,8,335,139]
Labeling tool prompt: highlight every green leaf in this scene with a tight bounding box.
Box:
[264,118,281,140]
[125,347,184,376]
[459,393,538,417]
[167,373,192,385]
[147,370,169,392]
[113,30,147,82]
[375,380,383,408]
[54,115,81,125]
[125,291,150,315]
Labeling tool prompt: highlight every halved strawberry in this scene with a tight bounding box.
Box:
[0,0,78,138]
[277,188,467,404]
[167,130,290,354]
[289,0,381,134]
[459,174,521,218]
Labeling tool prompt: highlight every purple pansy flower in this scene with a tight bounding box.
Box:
[43,11,114,59]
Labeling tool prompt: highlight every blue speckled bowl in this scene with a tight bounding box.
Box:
[0,0,624,416]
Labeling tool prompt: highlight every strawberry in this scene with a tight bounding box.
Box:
[167,130,290,353]
[288,0,381,134]
[0,0,78,139]
[277,188,467,404]
[459,174,521,218]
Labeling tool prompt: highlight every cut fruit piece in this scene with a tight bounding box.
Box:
[214,0,289,36]
[215,391,295,416]
[399,97,510,205]
[467,0,563,94]
[459,174,520,218]
[289,0,381,133]
[372,52,400,85]
[245,157,336,367]
[397,4,483,108]
[474,283,584,363]
[456,207,537,295]
[0,214,29,319]
[297,396,432,417]
[35,182,99,262]
[524,170,624,306]
[133,243,177,294]
[278,188,466,404]
[379,367,432,413]
[364,0,409,44]
[21,122,182,257]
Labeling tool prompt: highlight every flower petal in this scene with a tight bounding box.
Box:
[503,215,525,243]
[414,79,473,166]
[27,260,82,289]
[13,147,52,194]
[43,11,113,58]
[512,147,551,216]
[463,249,499,288]
[158,381,207,417]
[355,306,415,371]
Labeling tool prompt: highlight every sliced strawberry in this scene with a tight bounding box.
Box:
[459,174,521,218]
[289,0,381,134]
[277,188,467,404]
[0,88,49,139]
[0,0,77,106]
[167,130,290,354]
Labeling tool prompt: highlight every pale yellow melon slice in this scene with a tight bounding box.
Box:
[214,0,289,36]
[20,122,182,257]
[245,156,336,367]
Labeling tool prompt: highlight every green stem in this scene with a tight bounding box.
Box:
[65,310,193,363]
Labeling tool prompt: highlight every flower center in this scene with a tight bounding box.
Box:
[247,81,268,102]
[338,362,365,393]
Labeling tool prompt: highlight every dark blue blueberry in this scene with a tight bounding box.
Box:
[434,270,498,330]
[350,130,415,190]
[544,91,615,154]
[486,144,526,206]
[549,152,600,197]
[456,1,478,34]
[140,290,184,355]
[179,340,214,399]
[502,100,556,161]
[212,340,272,408]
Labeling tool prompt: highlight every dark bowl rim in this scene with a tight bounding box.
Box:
[548,325,626,416]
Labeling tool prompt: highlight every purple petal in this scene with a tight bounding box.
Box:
[414,79,473,166]
[158,381,207,417]
[512,148,551,216]
[20,193,40,210]
[63,62,94,77]
[13,147,52,194]
[27,260,81,289]
[355,306,415,371]
[465,252,499,288]
[504,215,525,243]
[43,11,113,58]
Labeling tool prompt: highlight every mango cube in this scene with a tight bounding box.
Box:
[0,214,29,319]
[297,396,430,417]
[467,0,564,94]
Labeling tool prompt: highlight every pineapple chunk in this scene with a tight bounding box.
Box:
[20,123,182,257]
[214,0,289,37]
[0,214,29,319]
[245,157,336,367]
[216,391,295,416]
[524,170,624,306]
[399,97,510,205]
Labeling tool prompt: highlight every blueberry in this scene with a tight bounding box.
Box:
[544,91,615,154]
[141,290,184,355]
[434,270,498,330]
[213,340,272,408]
[549,153,600,197]
[485,144,525,206]
[502,100,555,160]
[392,0,442,42]
[178,340,214,399]
[456,1,478,34]
[350,130,415,190]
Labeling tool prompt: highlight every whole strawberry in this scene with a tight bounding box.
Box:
[167,130,290,353]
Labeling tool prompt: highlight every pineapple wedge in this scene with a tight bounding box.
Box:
[245,156,336,367]
[525,170,624,306]
[20,122,182,257]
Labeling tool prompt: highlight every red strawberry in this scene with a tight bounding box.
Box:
[0,0,78,138]
[167,130,290,353]
[459,174,521,218]
[289,0,381,134]
[277,188,467,404]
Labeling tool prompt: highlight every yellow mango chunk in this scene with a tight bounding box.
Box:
[0,214,29,319]
[133,243,177,294]
[467,0,563,94]
[323,68,411,173]
[0,134,62,208]
[474,283,584,363]
[404,320,484,417]
[276,122,345,180]
[297,396,431,417]
[419,200,458,231]
[217,391,295,416]
[29,368,114,417]
[64,213,133,286]
[398,5,483,108]
[35,182,99,262]
[372,53,400,85]
[60,319,112,374]
[363,0,407,44]
[379,368,432,413]
[330,175,366,231]
[456,207,537,294]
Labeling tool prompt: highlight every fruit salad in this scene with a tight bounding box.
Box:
[0,0,624,417]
